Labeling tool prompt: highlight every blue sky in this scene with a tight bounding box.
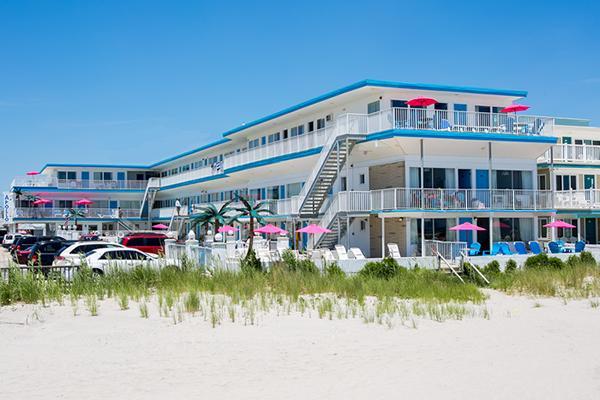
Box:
[1,0,599,188]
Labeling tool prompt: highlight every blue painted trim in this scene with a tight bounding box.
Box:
[39,163,150,173]
[364,129,558,144]
[149,138,231,167]
[372,209,556,214]
[222,79,527,138]
[159,173,229,191]
[12,186,144,193]
[13,217,146,221]
[538,163,600,169]
[223,147,322,174]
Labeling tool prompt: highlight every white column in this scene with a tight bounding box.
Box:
[550,215,556,241]
[380,216,386,258]
[420,217,426,257]
[533,215,539,241]
[489,215,493,251]
[577,218,581,241]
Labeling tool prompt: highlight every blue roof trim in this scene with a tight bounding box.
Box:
[39,163,150,173]
[14,217,146,221]
[538,163,600,169]
[222,79,528,138]
[149,138,232,168]
[159,173,229,191]
[364,129,558,144]
[372,209,555,214]
[12,186,144,193]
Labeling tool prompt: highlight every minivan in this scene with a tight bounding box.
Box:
[120,233,167,255]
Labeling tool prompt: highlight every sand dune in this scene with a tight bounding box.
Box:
[1,290,599,400]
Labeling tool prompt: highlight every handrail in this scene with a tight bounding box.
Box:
[430,247,465,283]
[461,251,490,285]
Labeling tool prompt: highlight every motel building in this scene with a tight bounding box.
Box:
[4,79,599,257]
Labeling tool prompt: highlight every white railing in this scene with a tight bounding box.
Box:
[424,240,468,261]
[13,208,139,219]
[554,190,600,209]
[540,144,600,163]
[159,166,216,187]
[11,175,57,187]
[225,127,329,170]
[57,179,148,190]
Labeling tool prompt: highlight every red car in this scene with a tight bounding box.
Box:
[120,233,167,255]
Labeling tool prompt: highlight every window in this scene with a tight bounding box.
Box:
[360,220,366,231]
[268,132,280,143]
[391,100,407,108]
[341,177,347,191]
[556,175,577,191]
[308,121,314,132]
[317,118,325,130]
[58,171,66,180]
[493,170,533,190]
[283,129,288,139]
[359,174,365,185]
[538,174,547,190]
[291,127,298,137]
[367,100,380,114]
[248,138,260,149]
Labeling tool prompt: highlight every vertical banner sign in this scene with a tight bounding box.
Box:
[3,192,13,224]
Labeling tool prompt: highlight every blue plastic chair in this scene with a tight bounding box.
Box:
[575,240,586,253]
[548,241,561,254]
[528,241,543,254]
[499,242,514,255]
[483,243,502,256]
[440,119,451,130]
[514,241,528,255]
[468,242,481,256]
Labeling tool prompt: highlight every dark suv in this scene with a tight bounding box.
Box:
[28,240,76,266]
[11,236,66,264]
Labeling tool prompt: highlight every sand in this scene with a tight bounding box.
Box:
[1,290,599,400]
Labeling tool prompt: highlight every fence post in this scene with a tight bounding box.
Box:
[164,238,176,260]
[185,238,199,266]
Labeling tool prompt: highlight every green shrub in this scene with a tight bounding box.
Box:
[280,250,318,274]
[505,259,518,273]
[241,249,263,273]
[523,253,565,270]
[359,257,405,280]
[483,260,501,275]
[579,251,596,266]
[462,262,489,286]
[323,262,345,278]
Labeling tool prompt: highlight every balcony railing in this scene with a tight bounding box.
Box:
[540,144,600,164]
[11,176,148,190]
[13,208,139,219]
[554,190,600,209]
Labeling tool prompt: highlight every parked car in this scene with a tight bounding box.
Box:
[120,233,167,255]
[84,248,159,274]
[53,241,126,267]
[11,236,66,264]
[27,240,77,266]
[2,233,23,249]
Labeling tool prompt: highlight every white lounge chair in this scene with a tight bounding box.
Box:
[334,245,348,260]
[348,247,366,260]
[387,243,401,259]
[321,249,336,262]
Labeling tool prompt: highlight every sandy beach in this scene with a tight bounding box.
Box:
[1,290,599,400]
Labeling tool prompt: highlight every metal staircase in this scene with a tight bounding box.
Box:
[140,177,160,219]
[313,191,370,249]
[116,218,135,232]
[168,214,189,240]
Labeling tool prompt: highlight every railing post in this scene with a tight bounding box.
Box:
[512,190,516,210]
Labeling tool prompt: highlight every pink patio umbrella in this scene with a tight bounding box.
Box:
[543,220,576,229]
[500,104,530,114]
[406,97,438,107]
[255,224,287,235]
[152,223,169,230]
[218,225,239,233]
[33,198,52,206]
[75,198,94,206]
[26,171,39,176]
[296,224,333,250]
[449,222,486,231]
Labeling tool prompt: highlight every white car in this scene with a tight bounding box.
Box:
[2,233,23,249]
[84,247,159,274]
[52,241,126,267]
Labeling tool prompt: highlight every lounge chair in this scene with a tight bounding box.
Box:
[548,241,563,254]
[348,247,366,260]
[468,242,481,256]
[513,241,528,255]
[387,243,401,258]
[322,249,336,262]
[483,242,502,256]
[528,241,543,254]
[499,242,514,255]
[575,240,586,253]
[334,245,349,260]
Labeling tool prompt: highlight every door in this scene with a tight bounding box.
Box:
[585,218,597,244]
[117,172,125,189]
[584,175,595,189]
[458,217,473,246]
[458,169,472,189]
[477,218,491,252]
[81,171,90,189]
[475,170,490,208]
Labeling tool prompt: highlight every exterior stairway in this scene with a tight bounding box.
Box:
[168,214,188,240]
[116,218,135,232]
[140,177,160,219]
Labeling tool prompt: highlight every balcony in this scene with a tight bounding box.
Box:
[554,190,600,209]
[11,176,148,190]
[13,208,140,219]
[539,144,600,164]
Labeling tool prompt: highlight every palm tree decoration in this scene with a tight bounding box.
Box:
[64,208,86,227]
[12,188,23,204]
[190,200,235,233]
[233,195,273,257]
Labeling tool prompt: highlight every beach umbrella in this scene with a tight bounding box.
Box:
[75,198,94,206]
[218,225,239,233]
[33,198,51,206]
[543,220,576,229]
[152,223,169,230]
[500,104,530,114]
[255,224,287,235]
[406,97,438,107]
[296,224,333,234]
[26,171,39,176]
[449,222,486,231]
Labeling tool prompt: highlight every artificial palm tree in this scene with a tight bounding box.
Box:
[190,200,235,233]
[65,208,86,227]
[11,188,23,204]
[233,195,273,257]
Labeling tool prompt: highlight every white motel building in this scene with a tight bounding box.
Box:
[4,79,600,257]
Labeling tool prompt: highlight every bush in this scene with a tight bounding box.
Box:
[523,253,565,270]
[358,257,405,280]
[483,260,501,275]
[280,250,318,274]
[462,262,489,286]
[505,259,518,273]
[323,262,345,278]
[241,249,263,273]
[579,251,596,266]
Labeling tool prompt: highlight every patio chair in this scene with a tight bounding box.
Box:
[439,119,451,130]
[483,242,502,256]
[322,249,336,262]
[575,240,586,253]
[548,241,563,254]
[513,241,528,255]
[256,248,273,263]
[528,241,543,254]
[387,243,401,258]
[499,242,514,255]
[467,242,481,256]
[334,245,349,260]
[348,247,366,260]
